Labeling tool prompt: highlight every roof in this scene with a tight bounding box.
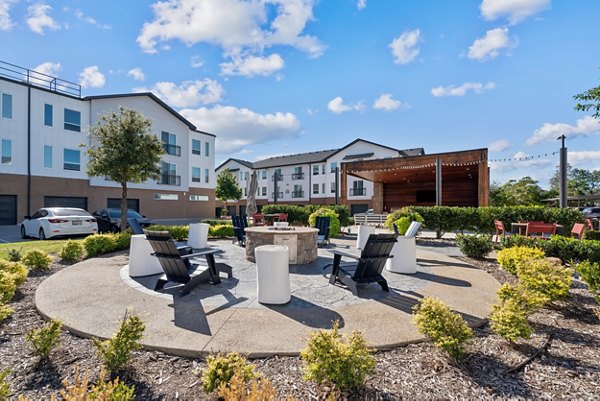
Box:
[85,92,216,137]
[216,158,255,172]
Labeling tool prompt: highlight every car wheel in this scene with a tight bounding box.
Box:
[21,225,28,239]
[39,228,46,240]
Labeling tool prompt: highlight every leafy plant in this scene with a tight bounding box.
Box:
[301,321,375,389]
[456,234,493,259]
[412,297,473,360]
[59,366,135,401]
[7,247,22,262]
[0,369,11,400]
[21,249,53,270]
[202,219,233,227]
[517,258,572,302]
[0,270,17,303]
[584,230,600,241]
[26,319,63,358]
[497,246,545,275]
[496,283,549,312]
[490,298,532,342]
[145,225,188,241]
[308,208,341,238]
[575,260,600,305]
[209,224,234,238]
[0,302,14,322]
[0,259,28,286]
[384,207,423,231]
[201,352,256,393]
[83,234,118,258]
[59,240,84,263]
[217,369,276,401]
[93,313,145,374]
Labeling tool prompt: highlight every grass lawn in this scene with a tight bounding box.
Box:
[0,239,77,260]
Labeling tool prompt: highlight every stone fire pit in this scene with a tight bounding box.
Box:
[244,226,319,264]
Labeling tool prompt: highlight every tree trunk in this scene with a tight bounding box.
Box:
[121,183,128,233]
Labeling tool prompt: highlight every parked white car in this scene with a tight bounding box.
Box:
[21,207,98,240]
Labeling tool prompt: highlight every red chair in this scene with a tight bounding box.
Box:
[278,213,288,222]
[571,223,585,240]
[494,220,508,243]
[585,218,595,230]
[253,213,265,226]
[525,222,556,239]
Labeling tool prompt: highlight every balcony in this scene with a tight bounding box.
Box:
[272,192,283,199]
[349,188,366,196]
[271,175,283,182]
[158,174,181,186]
[162,143,181,156]
[292,172,304,180]
[291,191,304,198]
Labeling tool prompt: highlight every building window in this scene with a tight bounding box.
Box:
[322,183,325,194]
[312,165,319,175]
[189,195,208,201]
[240,171,244,181]
[205,142,210,157]
[1,139,11,164]
[192,139,201,155]
[292,166,304,180]
[245,172,249,181]
[161,131,181,156]
[1,93,12,119]
[44,145,52,168]
[261,170,267,180]
[292,185,303,198]
[244,187,247,197]
[350,180,365,196]
[64,108,81,132]
[262,186,267,196]
[331,182,336,193]
[192,167,201,182]
[44,104,53,127]
[205,168,209,183]
[159,162,180,185]
[63,149,80,171]
[274,168,282,181]
[321,164,325,174]
[313,183,319,194]
[330,162,337,173]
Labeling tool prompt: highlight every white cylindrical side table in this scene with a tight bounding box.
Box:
[356,225,376,250]
[386,236,419,274]
[128,234,163,277]
[254,245,291,304]
[188,223,210,249]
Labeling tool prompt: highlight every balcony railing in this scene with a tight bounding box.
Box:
[271,175,283,182]
[291,191,304,198]
[350,188,366,196]
[292,172,304,180]
[0,60,81,97]
[272,192,283,199]
[158,174,181,186]
[162,143,181,156]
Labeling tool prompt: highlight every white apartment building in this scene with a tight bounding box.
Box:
[0,61,216,225]
[216,139,424,216]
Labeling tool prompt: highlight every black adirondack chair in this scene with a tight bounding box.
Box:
[127,218,145,235]
[145,230,233,296]
[231,215,247,246]
[315,216,331,247]
[328,233,397,296]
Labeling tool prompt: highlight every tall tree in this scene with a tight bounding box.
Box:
[574,82,600,118]
[489,177,547,206]
[215,169,242,214]
[549,165,600,196]
[86,108,164,232]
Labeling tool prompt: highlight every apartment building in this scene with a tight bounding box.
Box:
[0,61,215,225]
[216,139,424,216]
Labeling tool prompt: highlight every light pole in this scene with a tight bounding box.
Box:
[558,135,568,208]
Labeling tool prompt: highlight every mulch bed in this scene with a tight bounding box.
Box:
[1,247,600,400]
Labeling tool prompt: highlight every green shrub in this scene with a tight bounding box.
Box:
[209,224,234,238]
[0,369,11,400]
[146,225,189,241]
[517,258,572,302]
[26,319,62,358]
[330,205,351,226]
[497,246,545,275]
[0,302,14,322]
[93,313,145,374]
[0,259,28,286]
[576,260,600,305]
[201,352,256,393]
[0,271,17,303]
[83,234,117,258]
[59,240,84,263]
[496,283,549,311]
[456,234,493,259]
[113,232,132,250]
[261,204,310,225]
[202,219,232,227]
[490,298,532,342]
[308,208,341,238]
[22,249,53,270]
[301,321,375,389]
[384,207,422,230]
[7,248,22,262]
[584,230,600,241]
[412,297,473,360]
[59,366,135,401]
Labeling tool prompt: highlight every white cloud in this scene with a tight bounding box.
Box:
[78,66,106,89]
[468,27,516,61]
[0,0,17,31]
[527,116,600,145]
[389,29,421,65]
[357,0,367,10]
[327,97,364,114]
[489,139,511,152]
[191,55,204,68]
[73,9,111,29]
[33,62,62,77]
[489,150,553,173]
[568,151,600,167]
[137,0,324,60]
[26,3,60,34]
[221,53,284,77]
[180,105,301,154]
[373,94,409,111]
[480,0,550,24]
[127,67,145,81]
[136,79,224,108]
[431,82,495,97]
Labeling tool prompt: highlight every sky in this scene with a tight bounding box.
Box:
[1,0,599,188]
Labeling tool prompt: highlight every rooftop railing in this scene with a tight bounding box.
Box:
[0,60,81,97]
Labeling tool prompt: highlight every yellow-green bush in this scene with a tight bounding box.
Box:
[210,224,234,238]
[201,352,256,393]
[497,246,545,275]
[217,369,276,401]
[146,224,188,241]
[0,259,28,286]
[93,314,145,374]
[308,208,341,238]
[412,297,473,360]
[83,234,117,257]
[301,321,375,389]
[26,319,63,358]
[59,240,84,263]
[576,260,600,305]
[0,369,11,400]
[496,283,549,312]
[490,298,532,342]
[517,258,572,302]
[58,366,135,401]
[0,270,17,303]
[0,302,13,322]
[21,249,53,270]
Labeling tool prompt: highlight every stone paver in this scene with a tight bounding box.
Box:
[36,238,500,357]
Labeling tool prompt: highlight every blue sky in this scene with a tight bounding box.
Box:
[1,0,599,187]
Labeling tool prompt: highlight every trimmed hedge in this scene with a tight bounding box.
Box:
[83,232,131,258]
[146,225,188,241]
[261,204,351,226]
[501,235,600,264]
[202,219,232,227]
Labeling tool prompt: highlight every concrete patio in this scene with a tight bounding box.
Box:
[35,236,500,358]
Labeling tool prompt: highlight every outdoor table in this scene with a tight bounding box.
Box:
[511,222,564,236]
[128,234,163,277]
[255,245,291,304]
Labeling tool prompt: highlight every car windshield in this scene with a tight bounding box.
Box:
[108,210,142,219]
[52,209,91,217]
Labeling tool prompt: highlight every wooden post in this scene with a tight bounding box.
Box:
[435,159,442,206]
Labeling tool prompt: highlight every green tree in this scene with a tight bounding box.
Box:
[574,82,600,118]
[549,165,600,196]
[489,177,547,206]
[86,108,164,232]
[215,169,242,213]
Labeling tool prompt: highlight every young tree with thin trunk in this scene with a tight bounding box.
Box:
[86,107,164,232]
[215,169,242,215]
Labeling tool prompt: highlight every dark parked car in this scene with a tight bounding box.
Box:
[582,207,600,229]
[92,208,152,232]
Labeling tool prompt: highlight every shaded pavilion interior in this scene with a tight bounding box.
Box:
[341,148,489,212]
